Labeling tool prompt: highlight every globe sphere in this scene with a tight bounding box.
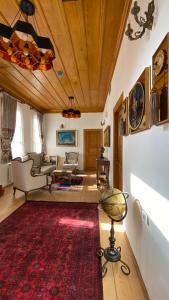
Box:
[100,187,127,221]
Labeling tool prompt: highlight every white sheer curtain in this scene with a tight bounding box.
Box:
[11,103,24,159]
[32,112,42,153]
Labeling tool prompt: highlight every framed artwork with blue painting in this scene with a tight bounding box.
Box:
[128,67,151,134]
[56,130,77,146]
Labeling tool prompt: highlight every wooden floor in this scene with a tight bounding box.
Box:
[0,173,149,300]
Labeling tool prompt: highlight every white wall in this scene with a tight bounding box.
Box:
[44,113,102,170]
[0,103,35,186]
[104,0,169,299]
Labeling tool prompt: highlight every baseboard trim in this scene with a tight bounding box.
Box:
[4,183,13,188]
[124,232,150,300]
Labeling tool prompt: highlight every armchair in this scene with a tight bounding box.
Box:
[63,152,79,174]
[11,159,50,200]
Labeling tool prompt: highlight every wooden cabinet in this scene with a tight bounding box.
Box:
[96,158,110,188]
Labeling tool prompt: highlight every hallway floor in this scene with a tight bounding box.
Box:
[0,173,149,300]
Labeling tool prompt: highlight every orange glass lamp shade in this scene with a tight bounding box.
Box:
[62,96,81,118]
[0,0,55,71]
[0,21,55,71]
[62,109,81,118]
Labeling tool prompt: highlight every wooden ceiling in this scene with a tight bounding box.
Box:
[0,0,131,113]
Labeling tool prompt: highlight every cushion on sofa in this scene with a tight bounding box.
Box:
[43,155,50,163]
[22,155,29,162]
[28,152,42,167]
[41,165,56,175]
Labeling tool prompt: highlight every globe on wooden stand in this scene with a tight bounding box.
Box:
[97,187,130,277]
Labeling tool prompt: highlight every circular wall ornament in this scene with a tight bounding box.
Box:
[153,49,166,76]
[129,82,145,130]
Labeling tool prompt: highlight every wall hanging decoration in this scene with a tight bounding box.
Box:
[104,126,110,147]
[125,0,155,41]
[119,97,129,136]
[56,130,77,146]
[0,0,55,71]
[128,67,151,134]
[152,33,169,125]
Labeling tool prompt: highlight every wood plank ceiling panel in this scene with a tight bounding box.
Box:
[0,65,54,110]
[63,0,91,110]
[0,72,46,111]
[33,0,75,105]
[82,0,102,110]
[0,0,131,113]
[99,0,132,109]
[37,0,84,108]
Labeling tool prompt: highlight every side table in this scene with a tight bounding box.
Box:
[96,158,110,188]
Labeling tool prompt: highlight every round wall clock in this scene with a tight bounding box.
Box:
[153,49,166,76]
[129,82,145,130]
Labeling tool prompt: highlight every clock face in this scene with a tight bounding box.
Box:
[153,49,166,76]
[129,82,145,130]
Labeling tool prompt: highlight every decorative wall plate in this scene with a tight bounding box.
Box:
[129,82,145,130]
[153,49,166,76]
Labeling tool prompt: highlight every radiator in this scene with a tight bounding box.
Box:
[8,162,13,184]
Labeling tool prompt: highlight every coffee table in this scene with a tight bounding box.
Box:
[51,169,72,185]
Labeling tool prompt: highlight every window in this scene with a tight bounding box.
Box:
[11,104,24,158]
[32,112,42,153]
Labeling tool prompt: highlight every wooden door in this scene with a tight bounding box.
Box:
[84,129,103,171]
[113,94,123,190]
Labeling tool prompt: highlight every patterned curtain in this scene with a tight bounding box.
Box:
[37,112,46,153]
[0,92,17,163]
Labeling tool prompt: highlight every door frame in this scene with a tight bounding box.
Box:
[83,129,103,171]
[113,93,123,190]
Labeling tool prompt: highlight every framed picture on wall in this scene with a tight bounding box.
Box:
[56,130,77,146]
[104,126,110,147]
[128,67,151,134]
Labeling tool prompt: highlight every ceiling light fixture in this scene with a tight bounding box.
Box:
[0,0,55,70]
[62,96,81,118]
[125,0,155,41]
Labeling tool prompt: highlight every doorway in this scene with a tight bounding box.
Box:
[84,129,103,171]
[113,94,123,190]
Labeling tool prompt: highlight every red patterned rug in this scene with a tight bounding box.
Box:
[0,201,103,299]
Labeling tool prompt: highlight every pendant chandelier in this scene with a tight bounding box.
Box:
[62,96,81,118]
[0,0,55,71]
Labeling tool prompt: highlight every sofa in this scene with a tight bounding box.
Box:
[22,152,57,175]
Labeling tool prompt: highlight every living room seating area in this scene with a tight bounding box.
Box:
[26,152,57,175]
[12,159,50,200]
